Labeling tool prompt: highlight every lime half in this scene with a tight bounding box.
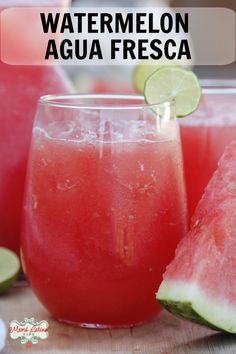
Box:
[144,66,201,117]
[0,247,20,293]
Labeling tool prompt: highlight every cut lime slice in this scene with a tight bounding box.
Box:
[133,59,179,93]
[144,66,201,117]
[0,247,20,293]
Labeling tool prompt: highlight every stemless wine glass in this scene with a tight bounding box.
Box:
[21,94,187,328]
[180,79,236,219]
[0,0,72,256]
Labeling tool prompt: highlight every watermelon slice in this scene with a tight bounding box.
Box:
[157,141,236,333]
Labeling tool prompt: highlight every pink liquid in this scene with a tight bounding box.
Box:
[0,1,73,254]
[22,117,187,327]
[180,92,236,219]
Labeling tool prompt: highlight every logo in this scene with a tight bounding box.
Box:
[9,318,49,348]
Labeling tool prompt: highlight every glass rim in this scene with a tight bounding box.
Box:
[38,94,175,110]
[200,79,236,94]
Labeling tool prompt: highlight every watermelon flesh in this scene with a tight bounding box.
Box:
[157,141,236,333]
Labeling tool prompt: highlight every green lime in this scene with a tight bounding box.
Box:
[144,66,201,118]
[133,59,179,93]
[0,247,20,294]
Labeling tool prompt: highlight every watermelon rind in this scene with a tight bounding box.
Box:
[157,280,236,333]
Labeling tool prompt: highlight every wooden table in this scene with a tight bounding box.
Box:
[0,286,235,354]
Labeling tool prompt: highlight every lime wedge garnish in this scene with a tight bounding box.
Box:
[0,247,20,293]
[133,59,179,93]
[144,66,201,117]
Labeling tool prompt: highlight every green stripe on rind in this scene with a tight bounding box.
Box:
[157,299,224,332]
[156,280,236,334]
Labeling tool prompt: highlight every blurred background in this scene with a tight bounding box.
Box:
[68,0,236,93]
[170,0,236,79]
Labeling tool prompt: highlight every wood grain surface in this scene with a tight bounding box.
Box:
[0,286,235,354]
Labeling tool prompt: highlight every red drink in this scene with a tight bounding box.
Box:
[180,82,236,219]
[21,95,187,327]
[0,0,73,254]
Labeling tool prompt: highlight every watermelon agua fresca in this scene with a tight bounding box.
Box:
[157,141,236,333]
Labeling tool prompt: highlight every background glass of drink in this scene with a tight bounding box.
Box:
[180,80,236,220]
[21,94,187,328]
[0,0,73,255]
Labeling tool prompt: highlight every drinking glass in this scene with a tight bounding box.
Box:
[180,80,236,219]
[21,94,187,328]
[0,0,72,255]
